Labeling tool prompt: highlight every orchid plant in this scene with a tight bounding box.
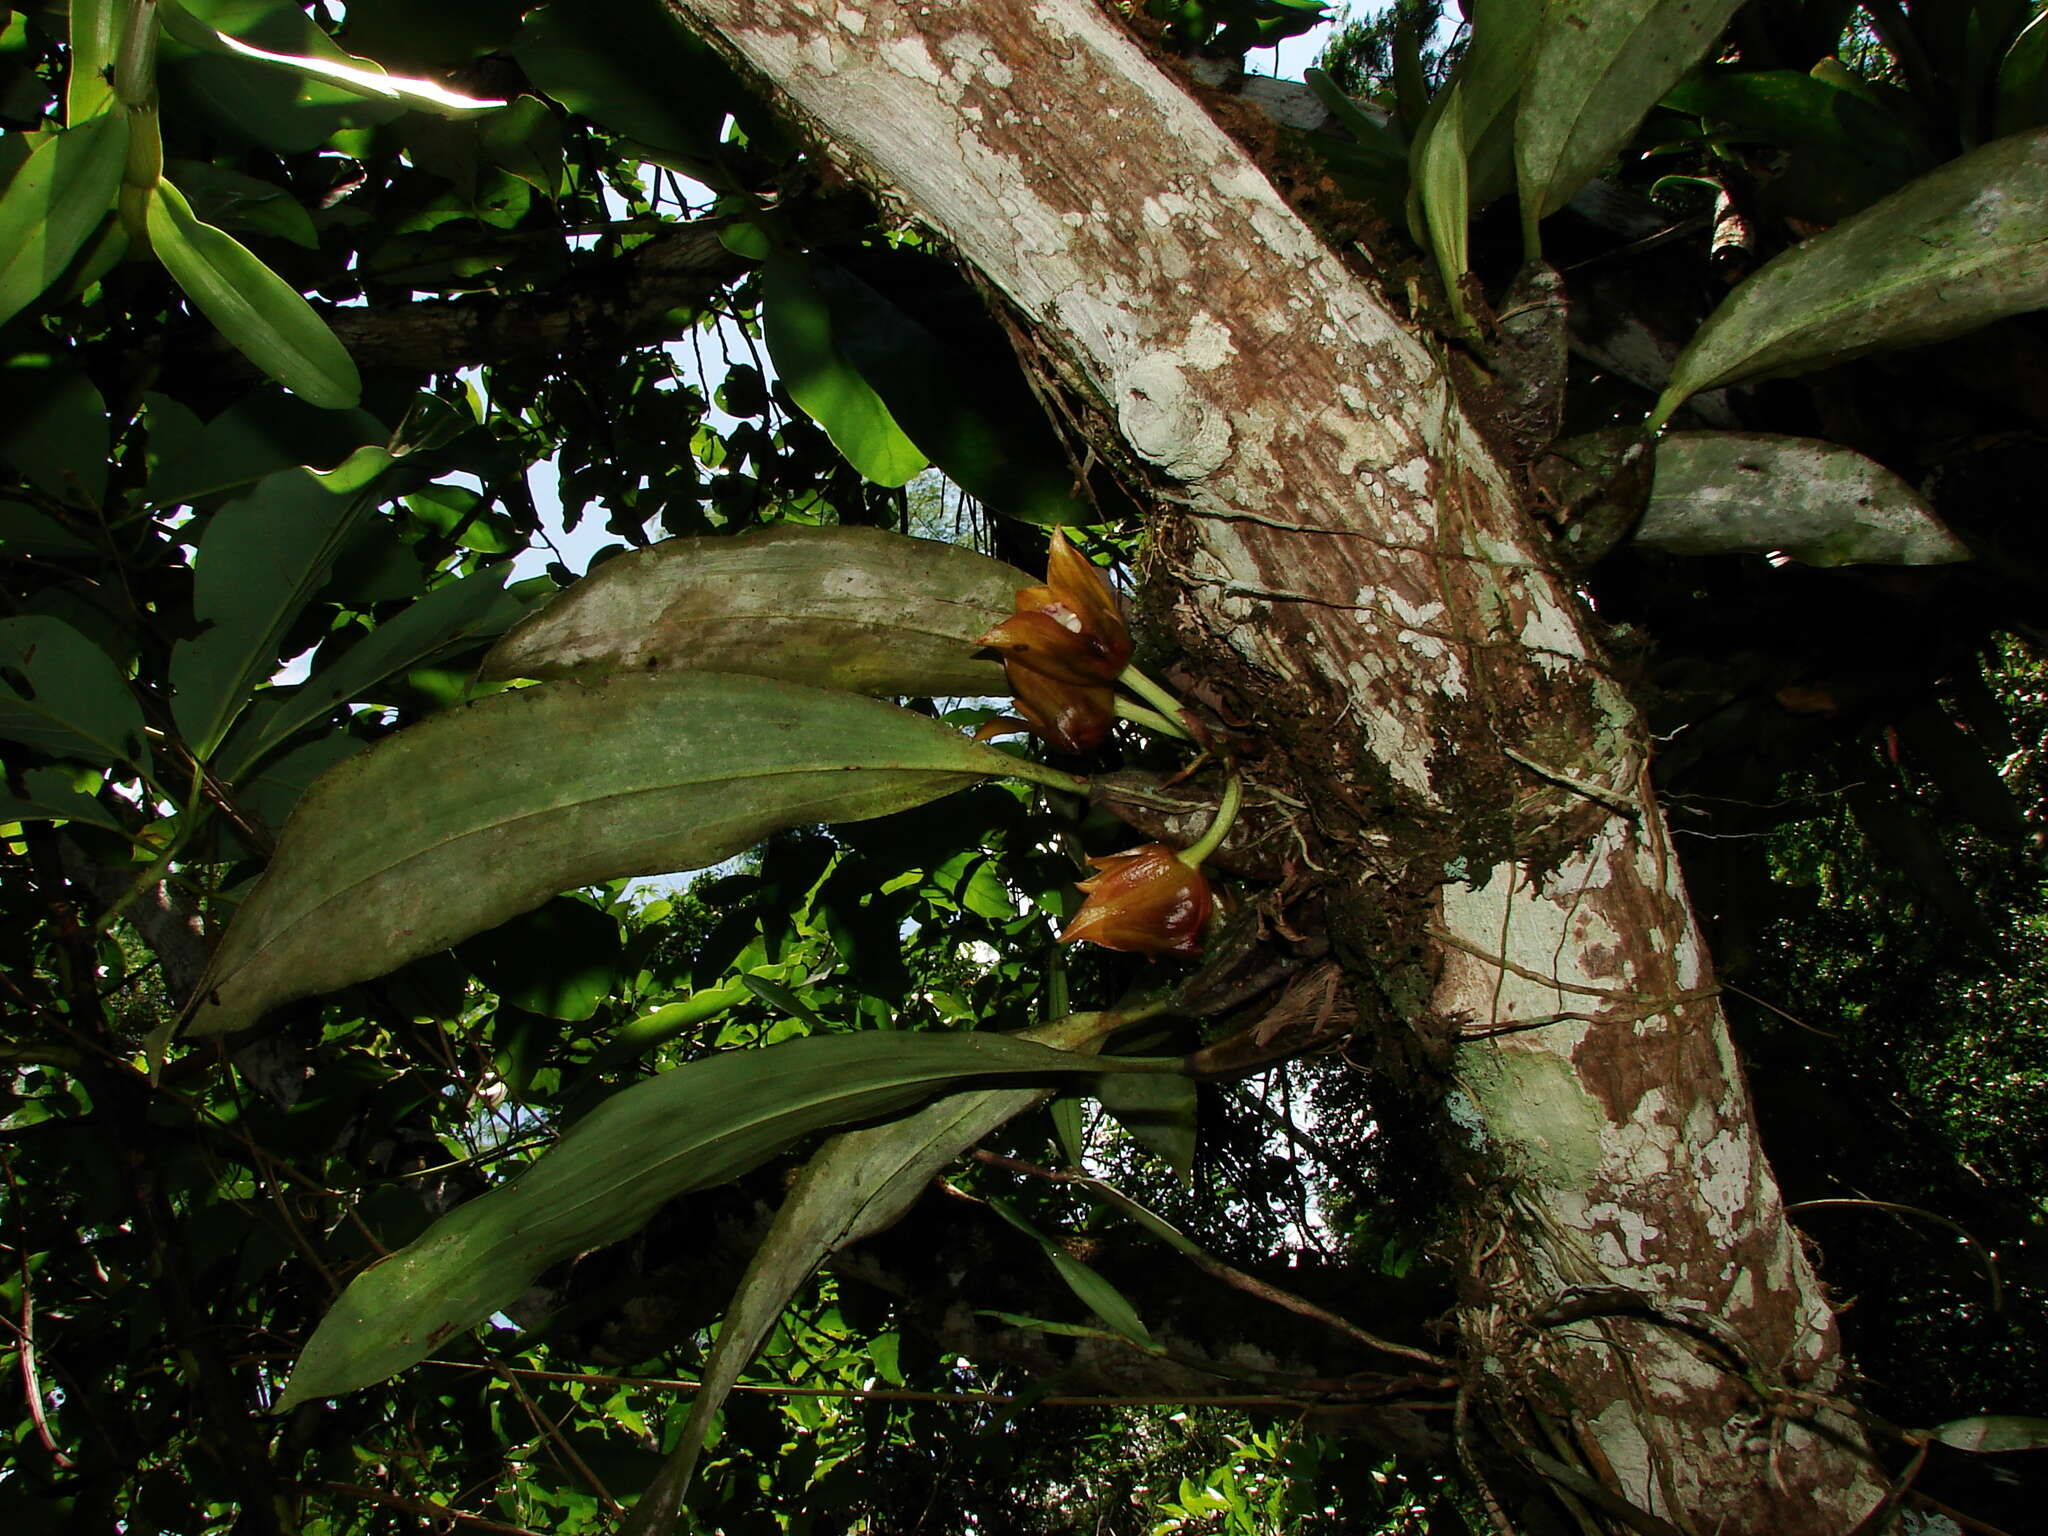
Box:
[977,531,1242,957]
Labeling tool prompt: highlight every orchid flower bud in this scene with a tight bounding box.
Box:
[1060,842,1213,957]
[975,530,1133,752]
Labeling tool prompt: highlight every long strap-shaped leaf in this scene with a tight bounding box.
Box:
[1516,0,1747,252]
[277,1027,1174,1409]
[181,670,1075,1037]
[622,1009,1115,1535]
[145,176,361,409]
[1636,433,1968,566]
[1652,128,2048,425]
[482,523,1024,696]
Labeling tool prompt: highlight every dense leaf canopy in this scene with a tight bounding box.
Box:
[2,1,2047,1532]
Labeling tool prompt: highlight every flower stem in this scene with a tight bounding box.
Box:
[1117,663,1192,732]
[1113,698,1193,740]
[1179,775,1243,870]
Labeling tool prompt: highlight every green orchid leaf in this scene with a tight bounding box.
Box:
[0,615,146,767]
[181,671,1075,1038]
[1411,82,1473,330]
[66,0,122,123]
[761,251,928,488]
[1517,0,1748,247]
[1636,433,1969,567]
[627,1009,1117,1528]
[1402,0,1545,277]
[1652,129,2048,425]
[278,1026,1164,1408]
[1931,1415,2048,1453]
[0,111,127,331]
[481,523,1023,697]
[145,177,361,410]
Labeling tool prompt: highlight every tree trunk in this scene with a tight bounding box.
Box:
[666,1,1889,1526]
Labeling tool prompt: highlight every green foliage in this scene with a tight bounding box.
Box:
[283,1029,1173,1408]
[184,670,1068,1038]
[4,2,2048,1533]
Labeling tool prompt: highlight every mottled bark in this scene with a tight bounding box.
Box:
[665,1,1889,1527]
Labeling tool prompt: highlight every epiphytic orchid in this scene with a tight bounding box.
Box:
[976,530,1133,752]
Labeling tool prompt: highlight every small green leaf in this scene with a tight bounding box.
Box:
[1411,82,1473,330]
[805,255,1091,524]
[170,461,381,761]
[0,502,94,558]
[717,216,773,261]
[0,111,127,330]
[1051,1089,1088,1167]
[145,177,361,410]
[477,96,566,197]
[481,523,1022,698]
[508,0,739,169]
[1303,68,1406,167]
[0,616,146,767]
[0,765,125,831]
[158,0,506,116]
[181,671,1076,1038]
[990,1197,1157,1349]
[1930,1415,2048,1453]
[143,389,385,507]
[166,159,320,248]
[1636,433,1969,567]
[1517,0,1749,247]
[278,1026,1160,1407]
[761,251,928,488]
[1652,129,2048,425]
[1663,68,1931,172]
[738,974,827,1032]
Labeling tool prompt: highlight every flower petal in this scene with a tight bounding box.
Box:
[1011,668,1115,753]
[1045,530,1131,671]
[976,610,1122,687]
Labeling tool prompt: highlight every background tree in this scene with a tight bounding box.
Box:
[2,2,2047,1533]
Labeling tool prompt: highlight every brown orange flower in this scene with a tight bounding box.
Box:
[1060,842,1213,957]
[976,530,1133,753]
